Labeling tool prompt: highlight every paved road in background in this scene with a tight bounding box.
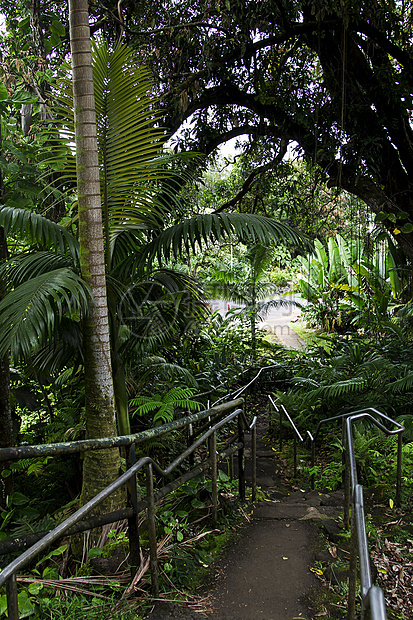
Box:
[209,293,306,350]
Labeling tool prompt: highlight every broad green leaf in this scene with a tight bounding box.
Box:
[17,591,35,618]
[374,211,388,223]
[9,491,29,506]
[0,594,7,617]
[51,19,66,36]
[28,582,43,595]
[0,84,8,101]
[87,547,104,559]
[11,90,37,104]
[400,222,413,233]
[36,544,68,566]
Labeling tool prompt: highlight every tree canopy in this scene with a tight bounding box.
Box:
[99,0,413,258]
[4,1,413,258]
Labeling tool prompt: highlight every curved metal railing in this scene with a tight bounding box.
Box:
[270,400,404,620]
[0,398,257,620]
[343,412,403,620]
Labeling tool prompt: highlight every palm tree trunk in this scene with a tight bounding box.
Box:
[251,281,257,361]
[0,121,13,508]
[68,0,122,509]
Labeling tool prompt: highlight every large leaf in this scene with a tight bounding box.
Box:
[327,237,341,282]
[47,41,199,246]
[314,239,328,272]
[139,213,305,268]
[0,206,79,264]
[0,269,91,359]
[1,251,74,286]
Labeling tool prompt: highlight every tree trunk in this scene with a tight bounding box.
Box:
[68,0,122,510]
[0,119,12,508]
[250,281,257,361]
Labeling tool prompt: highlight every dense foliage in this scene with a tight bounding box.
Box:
[112,1,413,261]
[1,1,413,617]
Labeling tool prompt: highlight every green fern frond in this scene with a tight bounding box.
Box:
[388,372,413,393]
[311,376,368,399]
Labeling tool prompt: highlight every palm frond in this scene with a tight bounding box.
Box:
[45,41,201,244]
[28,318,84,375]
[0,269,91,360]
[1,251,74,285]
[137,356,198,388]
[141,213,304,267]
[0,206,79,264]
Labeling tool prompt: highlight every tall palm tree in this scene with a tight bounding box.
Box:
[46,38,303,430]
[68,0,122,506]
[0,38,304,501]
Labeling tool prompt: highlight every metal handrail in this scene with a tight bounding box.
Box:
[308,407,404,444]
[0,398,244,463]
[269,402,403,618]
[308,408,404,507]
[0,399,257,620]
[268,395,304,477]
[212,364,284,406]
[343,412,403,620]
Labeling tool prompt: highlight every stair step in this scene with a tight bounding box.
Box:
[252,502,341,521]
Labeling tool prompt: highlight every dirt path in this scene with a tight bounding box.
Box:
[257,294,305,350]
[146,417,343,620]
[210,294,306,350]
[205,418,342,620]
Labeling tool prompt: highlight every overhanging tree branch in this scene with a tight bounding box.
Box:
[214,141,288,213]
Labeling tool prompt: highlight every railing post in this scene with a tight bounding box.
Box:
[209,430,218,525]
[342,417,346,489]
[145,463,159,595]
[396,432,402,508]
[293,435,297,478]
[311,439,315,490]
[6,574,19,620]
[344,433,351,530]
[188,423,194,468]
[252,423,257,502]
[279,405,283,453]
[229,454,234,481]
[238,413,245,502]
[348,495,357,620]
[126,444,140,578]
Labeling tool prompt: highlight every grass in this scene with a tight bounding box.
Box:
[289,321,332,349]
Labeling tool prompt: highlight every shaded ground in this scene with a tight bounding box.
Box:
[206,516,319,619]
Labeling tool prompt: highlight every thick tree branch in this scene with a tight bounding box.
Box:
[214,141,288,213]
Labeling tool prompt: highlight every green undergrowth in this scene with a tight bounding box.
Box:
[0,470,255,619]
[269,427,413,618]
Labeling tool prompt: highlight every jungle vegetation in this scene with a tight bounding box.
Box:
[0,0,412,617]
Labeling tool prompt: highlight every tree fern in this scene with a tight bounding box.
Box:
[130,387,202,426]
